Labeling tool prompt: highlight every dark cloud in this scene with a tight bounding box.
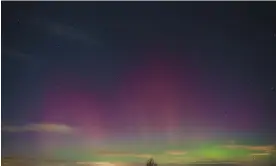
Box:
[31,17,101,46]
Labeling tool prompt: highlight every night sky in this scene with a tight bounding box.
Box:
[2,2,276,165]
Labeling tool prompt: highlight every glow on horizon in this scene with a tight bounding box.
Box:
[2,50,270,165]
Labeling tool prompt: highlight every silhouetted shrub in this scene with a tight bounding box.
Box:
[146,158,157,166]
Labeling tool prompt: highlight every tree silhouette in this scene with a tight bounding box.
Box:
[146,158,157,166]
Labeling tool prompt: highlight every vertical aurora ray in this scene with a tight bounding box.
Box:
[36,47,269,163]
[39,70,110,156]
[3,2,276,165]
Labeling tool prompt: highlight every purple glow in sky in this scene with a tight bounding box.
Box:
[2,2,276,165]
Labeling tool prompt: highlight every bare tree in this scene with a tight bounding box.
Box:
[147,158,157,166]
